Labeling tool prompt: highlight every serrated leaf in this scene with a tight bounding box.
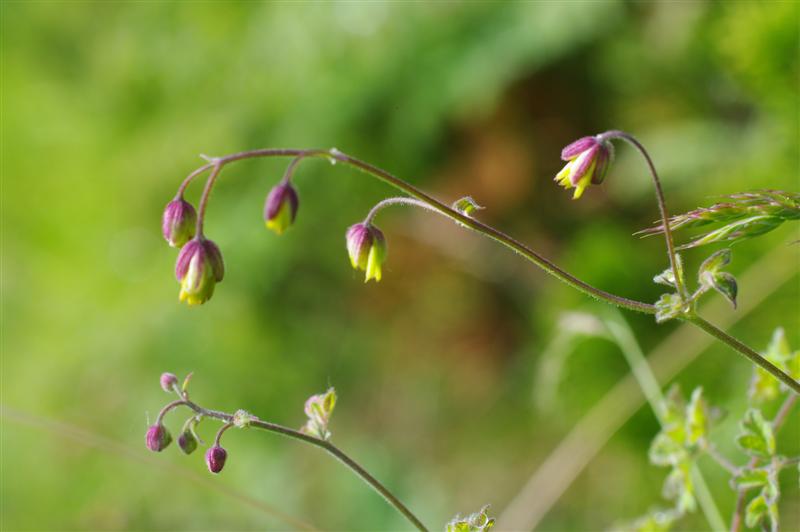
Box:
[733,468,769,490]
[655,293,685,323]
[744,494,768,528]
[737,409,775,459]
[685,387,708,446]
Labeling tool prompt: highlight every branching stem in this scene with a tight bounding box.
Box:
[177,146,799,394]
[163,393,428,532]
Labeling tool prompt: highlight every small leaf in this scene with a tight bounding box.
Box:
[446,505,495,532]
[744,494,768,529]
[684,387,708,446]
[654,268,677,288]
[452,196,485,218]
[698,248,731,276]
[736,409,775,459]
[649,432,687,467]
[662,463,695,514]
[655,293,685,323]
[704,271,738,309]
[733,468,769,490]
[662,384,687,426]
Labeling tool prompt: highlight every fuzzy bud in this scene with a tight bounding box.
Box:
[346,223,387,282]
[205,445,227,474]
[177,429,198,455]
[160,372,179,393]
[175,237,225,306]
[145,424,172,452]
[554,136,613,200]
[264,182,299,235]
[162,198,197,248]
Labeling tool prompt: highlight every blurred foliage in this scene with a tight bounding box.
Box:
[2,1,798,530]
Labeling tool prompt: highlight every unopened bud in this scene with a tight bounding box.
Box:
[205,445,227,474]
[162,198,197,248]
[346,223,387,282]
[264,182,299,235]
[177,430,198,455]
[175,238,225,306]
[160,372,179,393]
[554,136,614,200]
[145,424,172,452]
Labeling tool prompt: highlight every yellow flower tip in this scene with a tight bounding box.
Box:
[265,219,285,236]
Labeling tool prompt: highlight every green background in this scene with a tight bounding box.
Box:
[2,1,798,530]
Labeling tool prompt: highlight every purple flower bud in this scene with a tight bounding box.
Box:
[145,424,172,452]
[264,182,299,235]
[554,136,614,199]
[160,372,179,393]
[346,223,387,282]
[177,430,198,455]
[175,238,225,305]
[162,198,197,248]
[205,445,227,474]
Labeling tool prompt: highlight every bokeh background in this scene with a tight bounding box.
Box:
[2,1,799,530]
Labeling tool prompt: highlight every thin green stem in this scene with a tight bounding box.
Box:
[687,315,800,395]
[603,311,726,532]
[182,148,655,314]
[600,130,687,299]
[168,395,428,531]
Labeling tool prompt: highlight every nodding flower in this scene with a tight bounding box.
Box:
[264,182,299,235]
[346,223,387,282]
[145,424,172,452]
[162,197,197,248]
[175,237,225,306]
[205,445,227,474]
[554,136,613,200]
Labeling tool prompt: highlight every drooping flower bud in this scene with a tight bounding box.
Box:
[175,238,225,306]
[145,424,172,452]
[205,445,227,474]
[160,372,179,393]
[346,223,387,282]
[177,429,198,455]
[264,182,299,235]
[554,136,613,200]
[162,198,197,248]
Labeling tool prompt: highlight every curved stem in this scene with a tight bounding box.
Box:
[687,315,800,394]
[155,399,187,424]
[364,197,438,225]
[213,422,234,446]
[600,131,687,299]
[177,397,428,531]
[195,162,222,237]
[179,148,655,314]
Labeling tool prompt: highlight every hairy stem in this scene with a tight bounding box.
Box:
[179,147,798,390]
[687,315,800,395]
[182,148,655,314]
[600,130,687,299]
[169,394,428,531]
[730,393,797,532]
[364,197,438,225]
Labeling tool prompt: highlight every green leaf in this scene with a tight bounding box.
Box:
[662,463,695,514]
[733,468,769,490]
[744,494,768,529]
[649,432,687,467]
[765,327,791,361]
[685,387,708,446]
[452,196,485,217]
[446,505,495,532]
[662,385,686,426]
[703,271,738,309]
[654,268,677,288]
[655,293,685,323]
[736,409,775,459]
[698,248,731,275]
